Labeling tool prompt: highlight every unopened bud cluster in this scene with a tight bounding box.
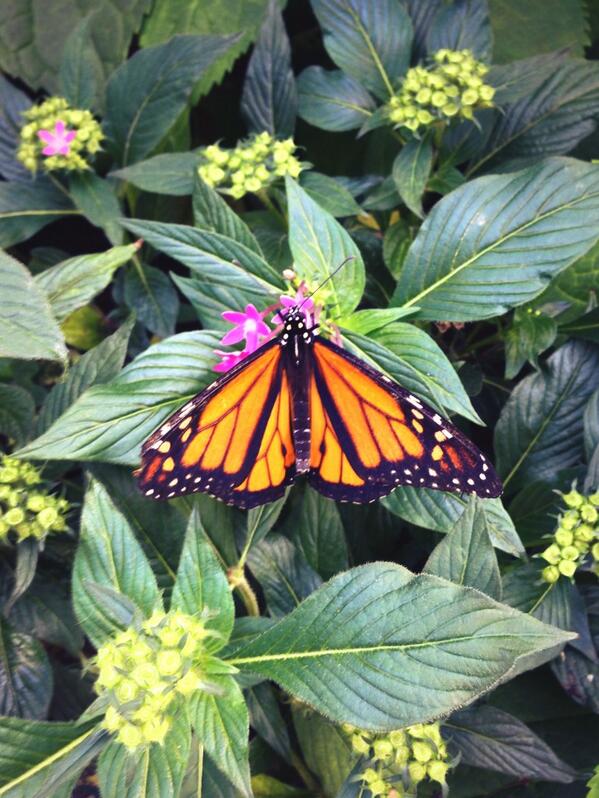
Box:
[198,132,302,199]
[0,456,69,543]
[540,489,599,582]
[343,721,451,796]
[17,96,104,172]
[96,610,221,750]
[386,49,495,133]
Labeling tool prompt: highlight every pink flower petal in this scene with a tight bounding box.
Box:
[64,131,77,143]
[54,120,66,135]
[220,327,246,346]
[222,310,249,324]
[37,130,53,143]
[42,144,58,156]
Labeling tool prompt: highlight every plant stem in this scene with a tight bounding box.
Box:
[258,189,287,226]
[291,751,320,794]
[228,566,260,616]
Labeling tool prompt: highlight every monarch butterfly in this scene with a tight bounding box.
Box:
[136,305,502,508]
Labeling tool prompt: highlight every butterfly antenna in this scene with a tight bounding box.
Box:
[298,256,355,310]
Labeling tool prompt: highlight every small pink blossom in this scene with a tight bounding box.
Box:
[273,284,315,326]
[220,303,271,352]
[213,348,251,373]
[37,120,76,156]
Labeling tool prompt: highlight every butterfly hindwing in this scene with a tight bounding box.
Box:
[137,340,296,508]
[308,338,502,502]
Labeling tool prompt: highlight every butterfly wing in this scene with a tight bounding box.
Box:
[137,340,296,508]
[308,337,502,502]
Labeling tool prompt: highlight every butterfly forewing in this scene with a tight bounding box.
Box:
[137,340,296,508]
[308,338,502,502]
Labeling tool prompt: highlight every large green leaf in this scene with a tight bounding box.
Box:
[241,0,296,137]
[310,0,413,101]
[0,619,52,719]
[98,714,190,798]
[297,67,375,132]
[0,720,105,797]
[35,244,136,323]
[58,14,104,112]
[285,177,365,316]
[112,153,200,196]
[471,61,599,173]
[190,676,251,797]
[489,0,589,63]
[424,495,502,600]
[0,179,78,248]
[123,262,180,338]
[444,705,577,782]
[392,134,433,219]
[292,708,355,797]
[392,158,599,321]
[246,682,292,764]
[68,172,123,244]
[343,325,481,423]
[0,385,35,446]
[293,487,348,581]
[140,0,271,100]
[426,0,492,61]
[495,341,599,491]
[0,76,32,182]
[382,489,524,557]
[533,239,599,324]
[36,318,134,435]
[299,172,362,218]
[226,563,572,729]
[193,176,262,255]
[17,331,220,465]
[104,34,240,166]
[171,508,235,647]
[0,249,67,363]
[504,309,557,380]
[73,480,161,646]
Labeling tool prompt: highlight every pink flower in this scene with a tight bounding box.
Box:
[220,304,271,352]
[37,120,76,156]
[213,348,251,373]
[273,284,315,326]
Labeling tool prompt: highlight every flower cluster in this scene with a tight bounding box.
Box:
[386,49,495,133]
[213,285,316,372]
[96,610,222,750]
[17,96,104,173]
[0,456,69,543]
[344,722,452,796]
[540,489,599,582]
[198,132,303,199]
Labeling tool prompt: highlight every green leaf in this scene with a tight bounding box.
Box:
[98,713,190,798]
[68,172,123,245]
[297,67,375,132]
[533,239,599,323]
[4,538,39,613]
[489,0,589,62]
[382,220,412,279]
[311,0,413,101]
[0,720,105,796]
[424,495,502,600]
[444,705,577,782]
[36,317,134,435]
[0,385,35,446]
[190,675,251,797]
[559,307,599,344]
[504,310,557,380]
[184,494,240,568]
[487,50,571,105]
[382,489,524,557]
[0,249,67,363]
[0,0,151,91]
[495,341,599,491]
[471,61,599,173]
[0,76,32,182]
[226,563,572,729]
[244,493,289,552]
[104,34,241,166]
[392,158,599,321]
[17,331,220,465]
[73,480,161,646]
[123,262,180,338]
[294,487,348,581]
[0,619,52,719]
[584,389,599,460]
[122,219,283,299]
[392,134,433,219]
[299,172,362,218]
[246,534,322,617]
[426,0,492,61]
[338,307,417,335]
[171,507,234,647]
[241,0,296,138]
[58,14,104,112]
[193,176,262,255]
[140,0,271,100]
[292,707,355,797]
[112,153,200,196]
[285,177,365,316]
[35,244,135,323]
[172,274,254,332]
[342,325,481,423]
[246,682,292,763]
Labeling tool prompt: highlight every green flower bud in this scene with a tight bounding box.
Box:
[442,103,459,116]
[558,560,577,578]
[156,649,183,677]
[555,529,574,547]
[244,177,262,193]
[132,662,161,690]
[428,760,449,784]
[351,733,372,755]
[104,706,125,732]
[461,89,479,105]
[394,744,411,767]
[97,664,121,690]
[142,715,171,745]
[417,109,434,124]
[479,85,495,101]
[431,91,447,107]
[369,780,388,797]
[580,503,598,524]
[230,184,246,200]
[37,506,58,528]
[588,492,599,506]
[592,542,599,561]
[416,88,432,104]
[361,768,379,784]
[118,723,143,750]
[542,565,560,583]
[412,740,433,763]
[541,544,561,565]
[408,761,427,784]
[373,739,394,760]
[561,545,580,561]
[561,511,579,530]
[4,507,25,526]
[388,729,406,748]
[26,495,46,513]
[563,490,584,508]
[115,679,139,703]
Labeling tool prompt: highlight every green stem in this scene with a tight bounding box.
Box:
[228,567,260,616]
[258,189,287,226]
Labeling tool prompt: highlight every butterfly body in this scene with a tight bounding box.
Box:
[137,310,502,508]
